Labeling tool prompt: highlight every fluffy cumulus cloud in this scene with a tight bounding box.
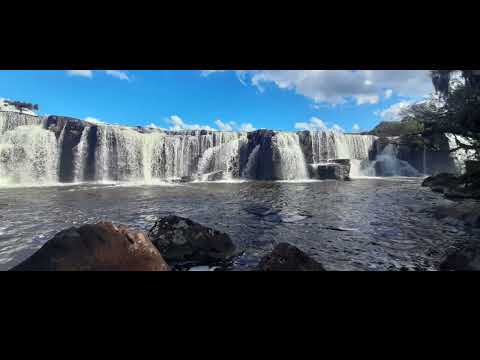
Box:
[166,115,215,131]
[352,123,361,132]
[67,70,93,78]
[105,70,130,81]
[166,115,256,132]
[66,70,130,80]
[294,117,344,133]
[202,70,433,105]
[374,101,413,122]
[84,116,106,125]
[240,123,256,132]
[214,119,235,131]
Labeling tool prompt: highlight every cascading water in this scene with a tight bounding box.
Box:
[274,133,308,180]
[311,131,376,161]
[4,111,459,185]
[363,143,420,177]
[0,112,43,135]
[0,125,58,185]
[73,127,91,182]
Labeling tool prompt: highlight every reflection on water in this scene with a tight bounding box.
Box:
[0,178,476,271]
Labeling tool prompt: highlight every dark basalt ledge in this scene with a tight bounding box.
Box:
[11,222,170,271]
[308,159,351,181]
[257,243,326,271]
[148,215,236,266]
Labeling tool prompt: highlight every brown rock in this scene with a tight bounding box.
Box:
[11,222,170,271]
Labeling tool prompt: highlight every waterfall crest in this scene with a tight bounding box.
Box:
[4,112,466,186]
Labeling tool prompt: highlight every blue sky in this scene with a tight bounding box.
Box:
[0,70,434,132]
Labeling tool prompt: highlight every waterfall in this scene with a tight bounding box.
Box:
[274,133,308,180]
[311,131,376,161]
[242,144,261,179]
[0,112,43,135]
[73,127,90,182]
[363,144,420,177]
[0,125,58,185]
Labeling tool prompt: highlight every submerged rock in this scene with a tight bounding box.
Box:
[148,215,236,264]
[11,222,170,271]
[257,243,326,271]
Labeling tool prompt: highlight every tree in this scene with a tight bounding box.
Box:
[4,100,39,113]
[404,71,480,159]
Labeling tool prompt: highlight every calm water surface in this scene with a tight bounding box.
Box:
[0,178,475,271]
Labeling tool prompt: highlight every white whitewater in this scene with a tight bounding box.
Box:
[311,131,376,161]
[73,127,91,182]
[94,126,246,183]
[242,144,260,179]
[0,111,43,135]
[274,133,308,180]
[361,144,419,177]
[0,125,58,185]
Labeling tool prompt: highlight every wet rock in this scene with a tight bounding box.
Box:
[206,171,225,181]
[440,243,480,271]
[257,243,326,271]
[422,173,462,189]
[433,202,480,228]
[308,160,350,180]
[11,222,170,271]
[148,215,236,264]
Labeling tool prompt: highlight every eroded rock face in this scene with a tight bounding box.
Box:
[148,215,236,264]
[308,160,351,180]
[257,243,326,271]
[11,222,170,271]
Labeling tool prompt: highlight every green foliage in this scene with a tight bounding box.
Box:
[369,119,424,137]
[403,70,480,159]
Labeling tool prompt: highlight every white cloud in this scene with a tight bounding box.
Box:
[356,94,379,105]
[105,70,130,81]
[214,119,235,131]
[374,101,413,122]
[352,123,361,132]
[85,116,106,125]
[203,70,433,105]
[166,115,215,131]
[294,117,344,133]
[67,70,93,78]
[240,123,256,132]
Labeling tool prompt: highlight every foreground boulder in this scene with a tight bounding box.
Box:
[148,215,236,264]
[257,243,326,271]
[11,222,170,271]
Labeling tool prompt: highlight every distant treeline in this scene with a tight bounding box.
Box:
[4,100,39,112]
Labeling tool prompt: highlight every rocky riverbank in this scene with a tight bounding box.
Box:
[11,216,325,272]
[421,161,480,270]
